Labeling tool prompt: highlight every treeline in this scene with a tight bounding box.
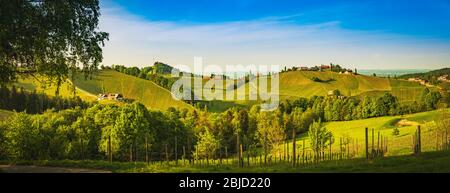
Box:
[0,99,324,161]
[0,85,89,114]
[398,68,450,85]
[0,103,284,161]
[107,63,177,90]
[279,88,447,123]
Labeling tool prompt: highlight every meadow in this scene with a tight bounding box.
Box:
[276,108,450,158]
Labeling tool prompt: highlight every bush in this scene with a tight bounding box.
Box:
[392,128,400,136]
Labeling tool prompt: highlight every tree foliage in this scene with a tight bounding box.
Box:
[0,0,109,90]
[308,119,333,155]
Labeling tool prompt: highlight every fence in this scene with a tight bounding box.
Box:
[102,125,450,167]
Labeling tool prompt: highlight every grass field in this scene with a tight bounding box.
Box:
[2,150,449,173]
[14,77,97,101]
[280,108,450,157]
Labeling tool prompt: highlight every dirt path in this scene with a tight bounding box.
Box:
[0,165,111,173]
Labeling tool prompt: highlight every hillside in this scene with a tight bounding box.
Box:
[14,77,97,101]
[398,68,450,86]
[398,68,450,79]
[234,70,428,102]
[282,108,449,157]
[72,70,192,111]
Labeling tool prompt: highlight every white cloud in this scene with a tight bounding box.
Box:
[98,4,450,70]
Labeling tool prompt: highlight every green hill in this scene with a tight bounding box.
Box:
[72,70,192,111]
[233,71,429,102]
[277,71,391,99]
[398,68,450,81]
[14,76,97,101]
[12,69,431,112]
[168,70,430,111]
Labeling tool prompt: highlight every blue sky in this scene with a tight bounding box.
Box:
[99,0,450,69]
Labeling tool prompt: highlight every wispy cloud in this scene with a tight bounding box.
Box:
[99,3,450,69]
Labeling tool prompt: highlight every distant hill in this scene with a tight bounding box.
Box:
[398,68,450,83]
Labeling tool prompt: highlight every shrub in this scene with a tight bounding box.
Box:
[392,128,400,136]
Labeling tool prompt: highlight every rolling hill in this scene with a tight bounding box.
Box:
[12,69,431,112]
[14,76,97,101]
[72,70,192,111]
[233,70,429,102]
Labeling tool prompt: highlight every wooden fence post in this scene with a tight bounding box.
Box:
[329,135,332,161]
[129,144,133,162]
[183,146,186,165]
[377,132,380,155]
[236,133,240,167]
[264,131,267,165]
[292,128,296,167]
[145,135,149,164]
[165,144,169,165]
[175,136,178,165]
[417,125,421,155]
[240,144,243,168]
[225,147,228,165]
[371,129,374,156]
[219,143,222,165]
[108,135,112,163]
[365,127,369,160]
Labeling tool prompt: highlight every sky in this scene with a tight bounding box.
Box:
[99,0,450,70]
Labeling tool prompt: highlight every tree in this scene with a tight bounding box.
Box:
[193,127,219,160]
[72,115,100,159]
[0,121,6,159]
[5,112,41,160]
[113,102,152,161]
[0,0,109,91]
[308,119,333,158]
[420,88,430,103]
[256,112,285,155]
[424,91,442,110]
